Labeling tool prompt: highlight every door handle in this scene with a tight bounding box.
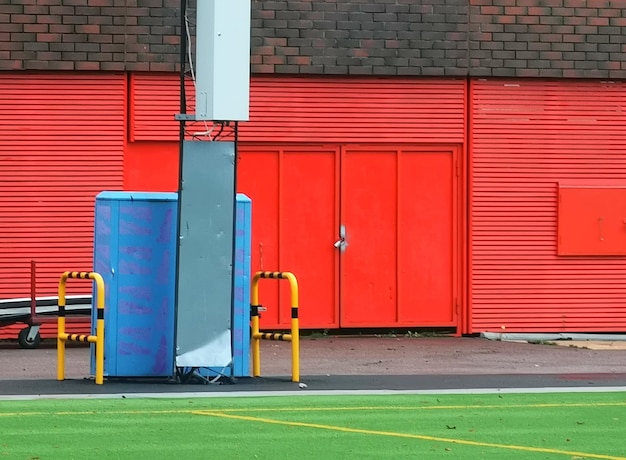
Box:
[335,224,348,251]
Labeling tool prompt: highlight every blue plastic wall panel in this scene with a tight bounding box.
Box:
[200,194,251,378]
[232,194,251,377]
[92,191,177,378]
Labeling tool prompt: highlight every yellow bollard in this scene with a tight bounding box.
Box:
[250,271,300,382]
[57,271,106,385]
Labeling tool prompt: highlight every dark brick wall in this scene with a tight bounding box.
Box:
[1,0,626,78]
[468,0,626,78]
[0,0,181,71]
[251,0,469,77]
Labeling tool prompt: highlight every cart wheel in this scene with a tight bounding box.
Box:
[18,327,41,349]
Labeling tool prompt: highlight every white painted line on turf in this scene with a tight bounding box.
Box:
[1,386,626,401]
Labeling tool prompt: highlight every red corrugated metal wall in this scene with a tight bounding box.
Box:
[129,74,466,330]
[0,73,126,338]
[241,76,466,143]
[470,79,626,333]
[129,74,466,144]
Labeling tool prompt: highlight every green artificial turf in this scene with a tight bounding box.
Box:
[1,392,625,459]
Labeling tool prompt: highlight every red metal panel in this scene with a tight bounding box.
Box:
[341,146,458,328]
[341,147,398,326]
[470,79,626,333]
[280,147,339,328]
[0,74,125,309]
[398,149,455,324]
[129,74,466,143]
[238,146,339,329]
[124,141,179,192]
[558,184,626,256]
[237,148,281,328]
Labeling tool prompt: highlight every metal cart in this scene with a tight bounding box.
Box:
[0,261,91,348]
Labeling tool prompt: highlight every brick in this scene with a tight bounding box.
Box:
[62,15,88,24]
[274,64,300,72]
[24,5,49,15]
[50,6,75,15]
[288,55,311,65]
[101,61,125,71]
[23,60,50,70]
[0,59,24,70]
[75,6,101,16]
[75,24,100,34]
[124,61,149,71]
[37,14,62,24]
[599,8,620,17]
[24,23,49,33]
[10,14,35,23]
[251,63,276,73]
[46,60,74,70]
[503,41,527,50]
[11,32,35,41]
[138,16,164,26]
[98,42,124,53]
[0,41,24,51]
[562,51,586,60]
[585,52,610,63]
[301,64,325,74]
[1,5,24,14]
[492,16,517,24]
[323,65,347,74]
[587,35,610,44]
[256,9,277,20]
[276,46,299,56]
[598,43,621,52]
[551,42,575,51]
[386,4,409,14]
[36,50,61,60]
[262,55,285,65]
[75,42,100,52]
[62,51,87,64]
[563,34,586,43]
[516,16,539,25]
[24,41,49,51]
[538,68,564,77]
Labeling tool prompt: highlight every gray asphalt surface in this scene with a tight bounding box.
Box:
[2,336,626,396]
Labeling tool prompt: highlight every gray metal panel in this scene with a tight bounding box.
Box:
[175,141,235,368]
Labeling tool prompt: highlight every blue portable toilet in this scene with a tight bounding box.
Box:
[91,191,251,379]
[92,192,178,378]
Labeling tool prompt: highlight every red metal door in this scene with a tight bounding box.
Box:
[340,146,459,328]
[237,146,339,329]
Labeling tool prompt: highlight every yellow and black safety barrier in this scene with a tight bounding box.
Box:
[251,271,300,382]
[57,271,105,385]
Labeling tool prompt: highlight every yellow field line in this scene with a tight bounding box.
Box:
[197,401,626,413]
[1,401,626,417]
[194,410,626,460]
